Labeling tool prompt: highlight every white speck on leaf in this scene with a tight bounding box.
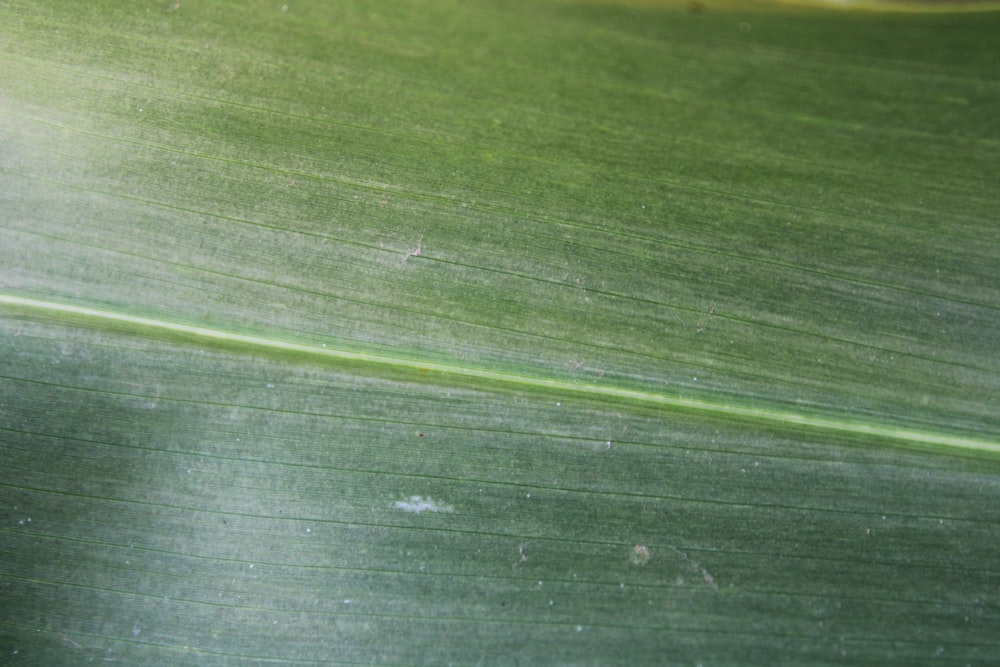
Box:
[394,495,452,514]
[630,544,652,566]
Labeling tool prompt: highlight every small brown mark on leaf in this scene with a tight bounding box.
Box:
[402,238,423,263]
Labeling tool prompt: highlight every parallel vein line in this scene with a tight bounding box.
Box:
[3,293,998,454]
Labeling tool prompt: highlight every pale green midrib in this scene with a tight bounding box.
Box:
[3,293,998,454]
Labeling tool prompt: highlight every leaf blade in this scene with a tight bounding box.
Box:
[3,0,1000,664]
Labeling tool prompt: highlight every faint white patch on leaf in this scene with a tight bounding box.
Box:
[394,495,452,514]
[629,544,652,566]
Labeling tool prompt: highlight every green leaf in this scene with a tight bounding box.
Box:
[2,1,999,664]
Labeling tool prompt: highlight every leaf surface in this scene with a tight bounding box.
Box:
[2,1,999,664]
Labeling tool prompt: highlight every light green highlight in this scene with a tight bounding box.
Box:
[4,292,997,454]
